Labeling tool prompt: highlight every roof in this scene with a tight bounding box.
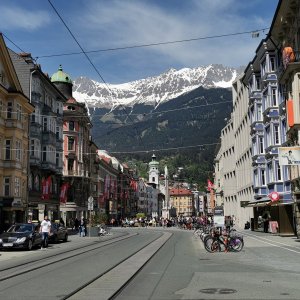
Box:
[169,188,193,196]
[51,65,72,84]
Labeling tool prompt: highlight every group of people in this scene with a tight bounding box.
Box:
[69,217,88,237]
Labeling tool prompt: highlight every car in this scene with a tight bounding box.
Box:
[49,223,68,243]
[0,223,42,250]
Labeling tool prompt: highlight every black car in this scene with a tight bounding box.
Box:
[49,223,68,243]
[0,223,42,250]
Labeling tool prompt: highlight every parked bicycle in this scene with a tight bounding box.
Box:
[203,227,244,253]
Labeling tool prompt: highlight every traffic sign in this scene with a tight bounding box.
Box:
[88,196,94,210]
[269,192,280,202]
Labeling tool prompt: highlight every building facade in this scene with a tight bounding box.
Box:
[51,66,92,226]
[9,52,66,223]
[0,34,34,230]
[232,76,254,227]
[269,0,300,236]
[169,187,194,217]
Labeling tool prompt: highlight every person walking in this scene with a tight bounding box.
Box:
[40,215,51,250]
[79,217,86,237]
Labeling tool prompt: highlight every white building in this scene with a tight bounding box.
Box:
[232,76,254,227]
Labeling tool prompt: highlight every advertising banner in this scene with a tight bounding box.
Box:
[279,147,300,165]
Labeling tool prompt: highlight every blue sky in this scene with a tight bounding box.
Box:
[1,0,279,84]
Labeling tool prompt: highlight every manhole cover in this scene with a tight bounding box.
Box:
[200,288,237,294]
[281,293,290,296]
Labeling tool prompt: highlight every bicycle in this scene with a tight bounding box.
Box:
[204,228,244,253]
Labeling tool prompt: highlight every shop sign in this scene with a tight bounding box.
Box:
[12,198,23,207]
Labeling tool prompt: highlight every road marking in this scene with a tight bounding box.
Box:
[243,232,300,254]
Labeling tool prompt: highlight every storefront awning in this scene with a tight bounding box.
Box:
[246,198,294,207]
[246,198,271,207]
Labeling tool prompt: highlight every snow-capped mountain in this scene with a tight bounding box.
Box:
[73,64,240,108]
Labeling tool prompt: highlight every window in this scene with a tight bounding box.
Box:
[16,140,21,161]
[268,163,273,182]
[271,88,277,106]
[42,146,47,161]
[14,177,20,196]
[152,177,155,182]
[56,153,60,167]
[261,169,266,186]
[43,117,48,131]
[69,121,75,131]
[16,103,22,121]
[4,177,10,196]
[5,140,11,160]
[68,137,75,150]
[270,56,276,71]
[256,76,261,90]
[276,163,282,181]
[68,159,74,171]
[256,105,262,121]
[259,137,264,154]
[56,126,60,139]
[274,125,280,144]
[7,102,12,119]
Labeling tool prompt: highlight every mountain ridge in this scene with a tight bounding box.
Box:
[73,64,241,109]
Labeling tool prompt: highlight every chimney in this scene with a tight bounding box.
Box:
[19,52,33,63]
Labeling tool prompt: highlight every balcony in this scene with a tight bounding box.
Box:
[42,131,56,145]
[279,50,300,83]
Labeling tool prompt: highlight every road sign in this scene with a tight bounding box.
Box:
[269,192,280,202]
[88,196,94,210]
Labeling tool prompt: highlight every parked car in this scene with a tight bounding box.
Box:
[49,223,68,243]
[0,223,42,250]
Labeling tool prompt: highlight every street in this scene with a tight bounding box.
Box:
[0,228,300,300]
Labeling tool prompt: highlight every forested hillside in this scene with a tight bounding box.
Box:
[90,86,232,190]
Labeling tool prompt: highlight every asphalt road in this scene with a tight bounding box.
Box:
[115,228,300,300]
[1,228,300,300]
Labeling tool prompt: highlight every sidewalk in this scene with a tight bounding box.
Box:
[240,228,300,248]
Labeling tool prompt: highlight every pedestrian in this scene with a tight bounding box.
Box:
[59,217,65,227]
[79,217,86,237]
[40,215,51,250]
[262,210,271,233]
[74,217,79,232]
[225,216,232,232]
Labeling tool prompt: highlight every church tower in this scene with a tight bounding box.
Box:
[148,154,159,188]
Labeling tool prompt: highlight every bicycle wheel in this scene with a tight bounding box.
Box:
[229,237,244,252]
[203,235,214,253]
[210,240,220,252]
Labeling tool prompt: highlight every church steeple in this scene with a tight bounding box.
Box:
[148,153,159,187]
[50,65,73,99]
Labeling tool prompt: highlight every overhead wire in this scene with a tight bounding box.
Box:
[35,27,270,59]
[47,0,146,151]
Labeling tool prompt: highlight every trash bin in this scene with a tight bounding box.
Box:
[250,218,254,231]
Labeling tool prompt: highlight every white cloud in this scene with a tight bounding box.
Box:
[1,6,51,30]
[73,0,271,70]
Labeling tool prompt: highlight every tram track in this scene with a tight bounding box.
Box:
[0,230,172,300]
[65,231,172,300]
[0,231,137,281]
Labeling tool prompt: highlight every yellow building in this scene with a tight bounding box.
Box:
[169,187,194,217]
[0,34,34,230]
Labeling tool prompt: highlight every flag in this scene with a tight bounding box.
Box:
[207,179,214,192]
[59,183,70,203]
[41,176,52,200]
